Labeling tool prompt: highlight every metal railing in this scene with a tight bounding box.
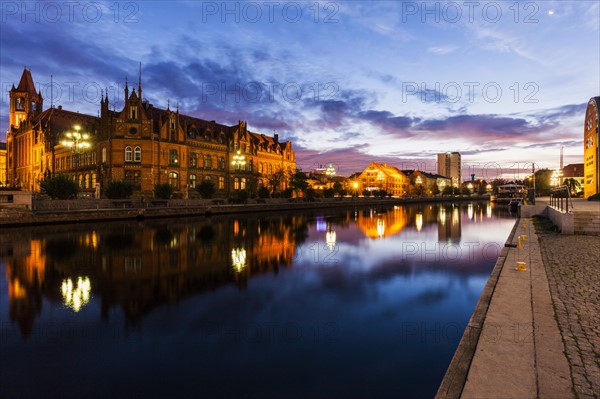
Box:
[549,185,573,213]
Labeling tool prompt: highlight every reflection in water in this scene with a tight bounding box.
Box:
[0,201,515,398]
[61,276,91,312]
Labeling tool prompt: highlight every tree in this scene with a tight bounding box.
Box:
[362,189,371,197]
[323,188,335,198]
[490,178,508,194]
[257,186,270,199]
[39,174,78,199]
[477,180,488,195]
[289,169,309,196]
[267,170,286,193]
[332,182,343,194]
[461,186,472,196]
[104,179,134,199]
[196,180,216,199]
[154,183,174,199]
[563,178,581,195]
[442,186,455,196]
[431,184,440,196]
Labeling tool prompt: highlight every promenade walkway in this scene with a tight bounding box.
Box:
[437,216,600,399]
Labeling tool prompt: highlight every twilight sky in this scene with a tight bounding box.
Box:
[1,1,599,179]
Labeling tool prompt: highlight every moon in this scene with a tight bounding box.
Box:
[548,10,555,15]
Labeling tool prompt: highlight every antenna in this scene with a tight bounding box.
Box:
[50,74,53,108]
[138,62,142,90]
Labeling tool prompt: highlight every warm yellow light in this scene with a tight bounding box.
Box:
[377,219,385,237]
[326,230,337,249]
[231,248,247,272]
[353,181,358,189]
[61,276,91,312]
[415,213,423,232]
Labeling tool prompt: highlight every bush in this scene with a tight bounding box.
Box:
[362,189,371,197]
[258,186,270,199]
[39,174,78,199]
[153,183,174,199]
[196,180,216,199]
[237,189,248,203]
[282,188,294,198]
[104,179,134,199]
[305,188,316,202]
[323,188,335,198]
[588,193,600,201]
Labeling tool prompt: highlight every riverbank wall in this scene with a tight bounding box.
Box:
[0,195,489,227]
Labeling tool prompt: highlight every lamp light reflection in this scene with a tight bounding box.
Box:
[231,248,247,273]
[416,213,423,232]
[61,276,91,312]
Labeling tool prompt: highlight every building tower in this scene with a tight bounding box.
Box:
[437,152,461,187]
[584,96,600,198]
[9,68,43,128]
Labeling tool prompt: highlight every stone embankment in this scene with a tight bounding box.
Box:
[0,195,486,227]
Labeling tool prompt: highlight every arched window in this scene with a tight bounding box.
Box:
[205,175,212,181]
[134,146,142,162]
[258,163,263,173]
[169,171,178,188]
[189,174,196,188]
[268,164,272,174]
[125,146,133,162]
[219,157,225,169]
[218,176,225,189]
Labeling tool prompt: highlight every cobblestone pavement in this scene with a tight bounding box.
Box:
[537,219,600,399]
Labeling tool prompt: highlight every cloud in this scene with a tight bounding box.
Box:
[427,45,458,55]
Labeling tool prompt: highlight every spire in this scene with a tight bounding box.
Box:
[167,99,170,111]
[124,76,129,101]
[138,62,142,99]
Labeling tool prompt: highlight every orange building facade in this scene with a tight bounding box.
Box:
[584,96,600,198]
[5,68,296,196]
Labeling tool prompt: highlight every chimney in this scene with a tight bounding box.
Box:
[274,133,279,142]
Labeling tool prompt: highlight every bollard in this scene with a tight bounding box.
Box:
[516,261,527,271]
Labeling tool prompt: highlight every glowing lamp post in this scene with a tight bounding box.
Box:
[61,125,90,188]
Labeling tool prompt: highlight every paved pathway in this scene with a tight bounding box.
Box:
[438,214,600,399]
[537,219,600,399]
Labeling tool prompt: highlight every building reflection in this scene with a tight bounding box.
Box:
[1,203,489,336]
[2,215,306,335]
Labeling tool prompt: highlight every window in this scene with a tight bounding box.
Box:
[189,174,196,188]
[205,175,212,181]
[219,176,225,189]
[130,105,137,119]
[125,170,141,189]
[169,171,178,188]
[204,154,212,169]
[102,147,107,163]
[169,149,179,165]
[169,115,176,130]
[219,157,225,170]
[241,178,246,190]
[268,164,272,174]
[189,153,197,167]
[234,177,239,190]
[258,163,263,173]
[134,146,141,162]
[15,97,24,111]
[125,146,133,162]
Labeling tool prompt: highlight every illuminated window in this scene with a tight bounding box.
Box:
[189,152,197,167]
[125,146,133,162]
[205,175,212,181]
[102,147,106,163]
[234,177,239,190]
[189,174,196,188]
[130,105,137,119]
[169,171,178,187]
[218,176,224,189]
[219,157,225,169]
[258,163,263,173]
[241,178,246,190]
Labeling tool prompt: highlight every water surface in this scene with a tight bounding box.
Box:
[0,201,515,398]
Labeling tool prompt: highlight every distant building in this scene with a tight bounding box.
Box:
[402,170,451,195]
[0,142,6,186]
[357,162,410,196]
[584,97,599,198]
[437,152,461,187]
[6,68,295,195]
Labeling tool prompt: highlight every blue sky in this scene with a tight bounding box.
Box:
[1,0,599,178]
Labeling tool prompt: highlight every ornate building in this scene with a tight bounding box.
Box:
[356,162,410,196]
[584,96,599,198]
[6,68,296,196]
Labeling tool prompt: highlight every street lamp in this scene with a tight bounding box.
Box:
[61,125,90,188]
[352,181,359,197]
[231,150,246,192]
